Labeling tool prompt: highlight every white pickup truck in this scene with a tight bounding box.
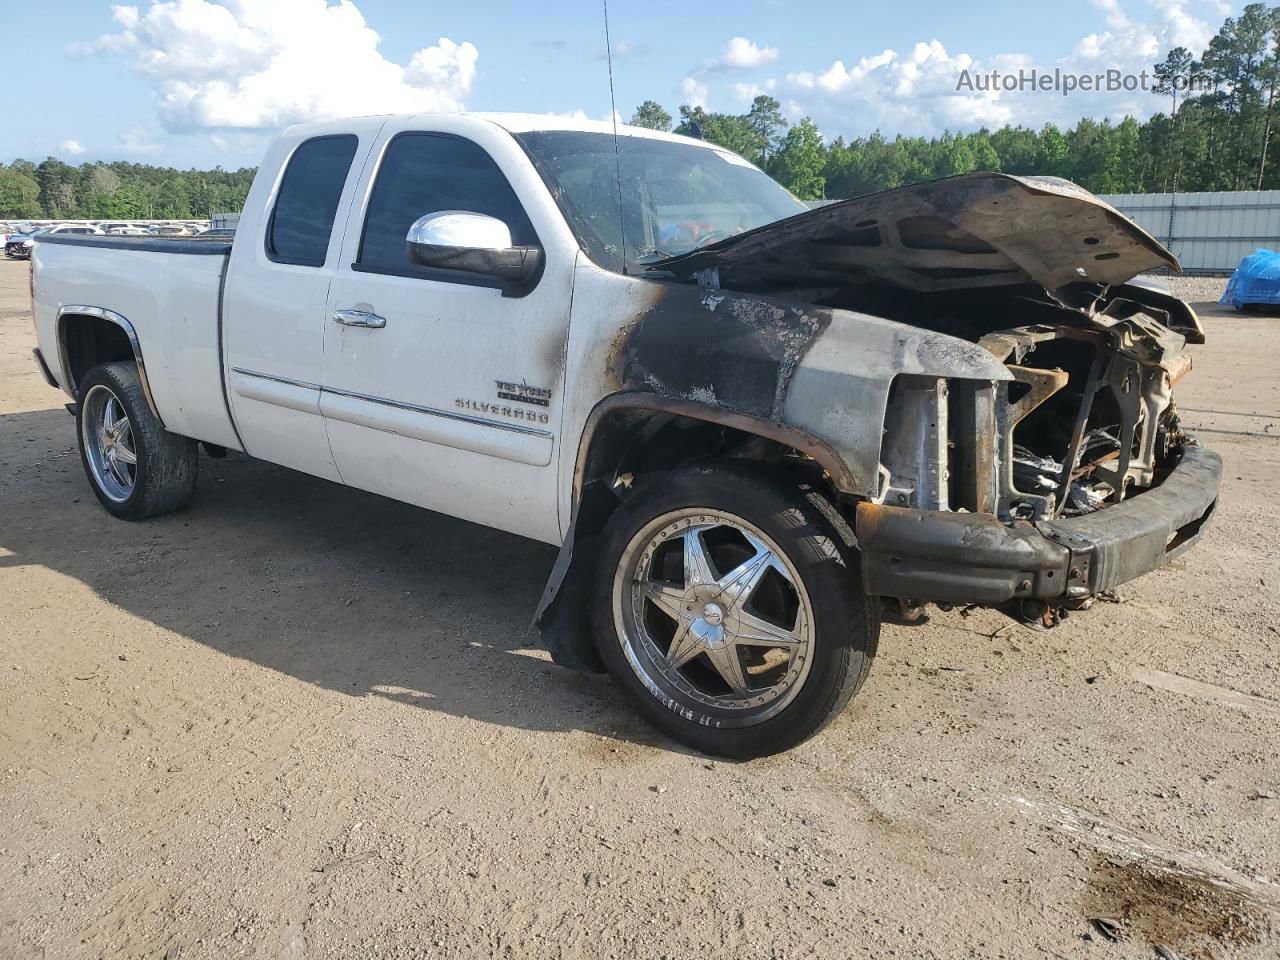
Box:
[29,113,1220,757]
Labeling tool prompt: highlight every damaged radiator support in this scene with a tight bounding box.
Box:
[859,298,1212,619]
[975,311,1189,523]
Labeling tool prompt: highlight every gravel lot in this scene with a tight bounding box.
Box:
[1,260,1278,959]
[1142,274,1235,305]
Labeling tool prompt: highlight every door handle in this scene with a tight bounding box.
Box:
[332,309,386,328]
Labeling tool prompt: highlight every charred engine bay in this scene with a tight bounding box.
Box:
[643,174,1204,524]
[821,281,1196,522]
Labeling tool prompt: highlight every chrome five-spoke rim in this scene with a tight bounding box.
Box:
[82,384,137,502]
[613,509,815,727]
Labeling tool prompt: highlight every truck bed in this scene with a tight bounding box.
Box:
[31,233,240,451]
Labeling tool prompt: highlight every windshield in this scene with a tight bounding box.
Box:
[515,130,808,274]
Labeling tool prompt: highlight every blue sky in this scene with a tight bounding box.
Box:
[1,0,1235,168]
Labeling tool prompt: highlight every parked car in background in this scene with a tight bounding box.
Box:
[196,227,236,239]
[27,113,1220,757]
[149,225,191,237]
[4,232,34,258]
[44,224,103,237]
[7,223,103,259]
[99,223,149,236]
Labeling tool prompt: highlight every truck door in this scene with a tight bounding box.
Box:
[320,119,575,544]
[223,125,373,481]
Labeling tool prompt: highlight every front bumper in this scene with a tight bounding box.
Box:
[856,443,1221,604]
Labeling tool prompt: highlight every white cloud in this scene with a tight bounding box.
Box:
[679,36,779,111]
[785,40,1012,134]
[59,139,87,156]
[1074,0,1214,62]
[208,129,270,157]
[732,79,777,104]
[682,75,710,109]
[775,0,1222,139]
[72,0,479,132]
[116,126,164,155]
[714,36,779,71]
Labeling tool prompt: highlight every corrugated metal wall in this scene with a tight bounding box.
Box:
[1098,189,1280,274]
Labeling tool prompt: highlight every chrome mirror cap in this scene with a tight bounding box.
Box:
[406,211,513,251]
[405,210,542,288]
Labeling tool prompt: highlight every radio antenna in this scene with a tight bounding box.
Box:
[602,0,627,273]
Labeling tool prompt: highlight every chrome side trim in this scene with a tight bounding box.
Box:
[230,367,553,440]
[323,385,555,440]
[228,367,321,416]
[57,305,164,428]
[230,367,321,392]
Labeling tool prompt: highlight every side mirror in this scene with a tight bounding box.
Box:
[406,211,542,286]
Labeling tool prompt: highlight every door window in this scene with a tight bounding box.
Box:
[267,134,359,267]
[357,132,536,279]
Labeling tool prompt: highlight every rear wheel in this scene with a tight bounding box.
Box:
[593,464,879,758]
[76,361,197,520]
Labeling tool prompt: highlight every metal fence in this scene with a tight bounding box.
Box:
[1099,189,1280,274]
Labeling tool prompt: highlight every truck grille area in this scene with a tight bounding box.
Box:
[878,305,1192,523]
[978,312,1190,522]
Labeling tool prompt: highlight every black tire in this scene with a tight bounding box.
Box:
[76,361,198,520]
[592,463,879,758]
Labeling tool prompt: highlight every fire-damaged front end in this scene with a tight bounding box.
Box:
[856,293,1218,624]
[651,172,1221,624]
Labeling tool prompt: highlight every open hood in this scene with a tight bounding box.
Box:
[653,173,1179,296]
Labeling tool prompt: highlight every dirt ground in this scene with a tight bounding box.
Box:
[1,258,1277,960]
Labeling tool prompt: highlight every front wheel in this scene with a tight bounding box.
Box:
[76,361,198,520]
[592,464,879,758]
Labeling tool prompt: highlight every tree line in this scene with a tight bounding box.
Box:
[0,157,254,221]
[4,2,1280,217]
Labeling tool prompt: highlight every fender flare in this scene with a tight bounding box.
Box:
[57,305,165,427]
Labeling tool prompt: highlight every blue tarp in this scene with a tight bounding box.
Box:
[1221,248,1280,309]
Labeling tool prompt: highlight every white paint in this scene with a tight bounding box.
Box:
[222,116,389,481]
[31,113,727,549]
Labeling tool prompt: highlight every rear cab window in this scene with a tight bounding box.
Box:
[267,134,359,267]
[356,132,536,283]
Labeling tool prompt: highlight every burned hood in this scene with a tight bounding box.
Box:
[653,173,1179,296]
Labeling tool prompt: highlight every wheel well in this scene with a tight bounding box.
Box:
[582,408,838,512]
[61,315,135,393]
[535,405,850,673]
[578,407,854,555]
